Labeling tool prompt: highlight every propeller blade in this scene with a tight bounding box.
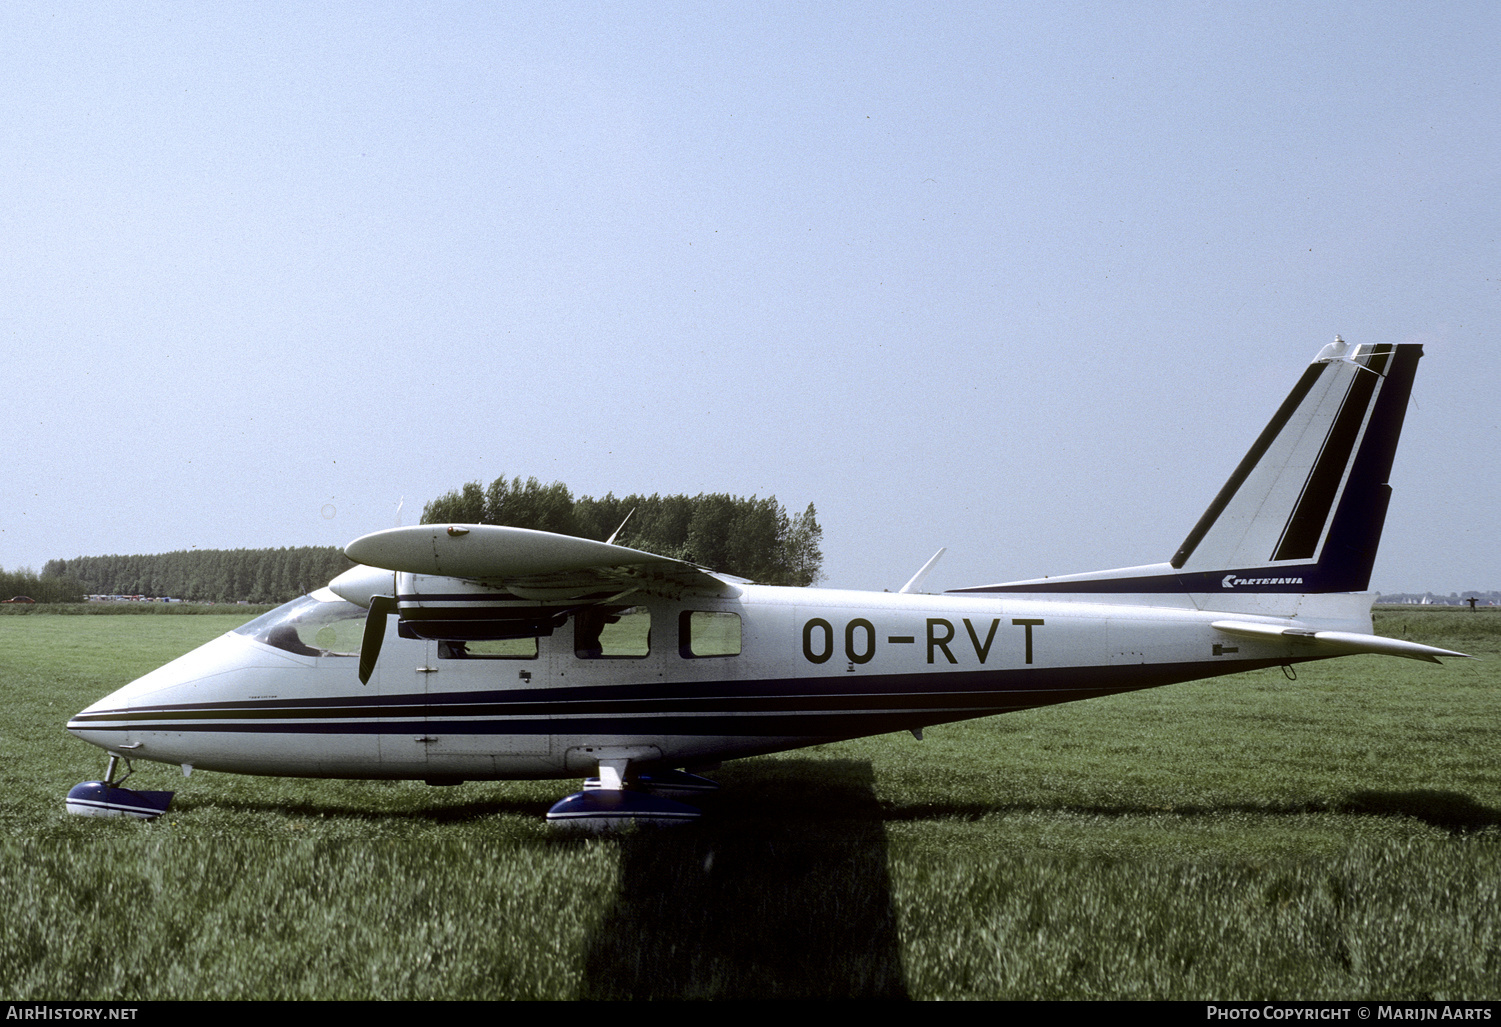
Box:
[359,595,396,685]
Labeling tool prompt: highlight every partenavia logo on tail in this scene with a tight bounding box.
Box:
[1222,575,1305,589]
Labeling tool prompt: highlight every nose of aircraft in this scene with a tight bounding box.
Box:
[63,634,259,819]
[66,630,261,751]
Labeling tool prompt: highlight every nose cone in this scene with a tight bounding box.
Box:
[68,688,139,755]
[67,631,292,755]
[68,633,222,750]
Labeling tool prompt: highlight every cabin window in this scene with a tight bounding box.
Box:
[574,606,650,659]
[234,589,365,657]
[437,638,538,660]
[679,611,742,658]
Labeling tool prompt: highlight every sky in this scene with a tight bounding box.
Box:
[2,2,1497,596]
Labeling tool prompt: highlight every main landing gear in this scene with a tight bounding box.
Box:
[545,759,717,830]
[66,753,174,819]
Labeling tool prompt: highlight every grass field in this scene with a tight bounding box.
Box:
[2,608,1497,999]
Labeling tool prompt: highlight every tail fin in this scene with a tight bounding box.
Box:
[1172,340,1419,592]
[951,340,1422,596]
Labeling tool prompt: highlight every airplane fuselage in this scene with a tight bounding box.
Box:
[67,583,1334,782]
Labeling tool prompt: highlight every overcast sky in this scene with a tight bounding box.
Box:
[3,2,1496,595]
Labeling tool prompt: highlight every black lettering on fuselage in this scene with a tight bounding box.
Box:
[927,618,957,664]
[1012,618,1044,664]
[963,618,999,663]
[845,618,875,665]
[802,616,1042,666]
[803,618,834,664]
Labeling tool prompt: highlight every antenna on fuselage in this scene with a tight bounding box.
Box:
[605,508,636,546]
[899,548,947,594]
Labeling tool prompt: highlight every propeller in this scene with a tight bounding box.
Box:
[359,595,396,685]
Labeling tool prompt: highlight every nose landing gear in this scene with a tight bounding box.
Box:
[66,753,174,819]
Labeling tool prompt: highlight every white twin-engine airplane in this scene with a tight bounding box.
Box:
[67,339,1465,826]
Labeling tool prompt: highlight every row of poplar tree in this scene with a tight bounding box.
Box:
[422,476,824,586]
[41,547,355,605]
[31,478,824,603]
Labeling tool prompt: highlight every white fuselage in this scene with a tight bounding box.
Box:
[67,583,1337,781]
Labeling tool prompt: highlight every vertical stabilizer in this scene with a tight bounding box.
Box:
[1170,340,1420,593]
[951,340,1422,596]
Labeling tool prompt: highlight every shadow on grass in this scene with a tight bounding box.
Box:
[579,758,907,1000]
[1340,789,1501,832]
[882,791,1501,833]
[164,793,557,822]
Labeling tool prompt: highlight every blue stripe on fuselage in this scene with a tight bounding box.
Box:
[67,658,1297,737]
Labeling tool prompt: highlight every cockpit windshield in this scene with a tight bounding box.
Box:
[234,588,367,657]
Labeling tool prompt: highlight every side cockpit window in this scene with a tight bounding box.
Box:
[679,611,741,658]
[574,606,650,659]
[235,589,366,657]
[437,638,539,660]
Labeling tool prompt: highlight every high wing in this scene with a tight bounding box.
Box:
[344,523,737,600]
[339,524,739,684]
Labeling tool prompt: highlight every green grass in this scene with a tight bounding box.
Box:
[0,603,277,616]
[1,608,1497,999]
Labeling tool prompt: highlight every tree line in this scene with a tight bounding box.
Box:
[42,547,355,605]
[30,478,824,602]
[423,476,824,586]
[1,566,86,604]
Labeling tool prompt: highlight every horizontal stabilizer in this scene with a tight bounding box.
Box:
[1210,620,1469,663]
